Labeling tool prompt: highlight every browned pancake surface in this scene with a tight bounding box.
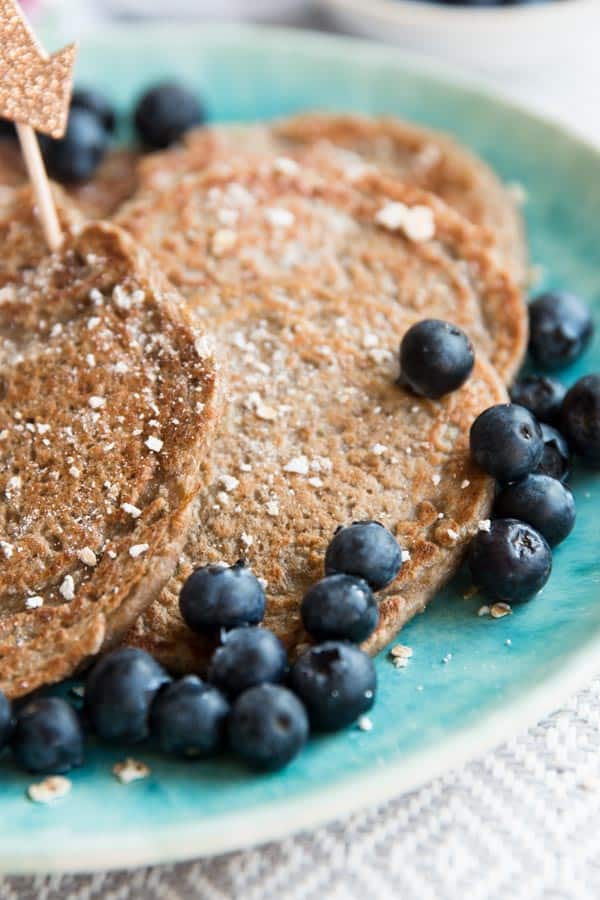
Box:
[126,291,506,672]
[118,158,525,383]
[0,220,219,697]
[0,183,84,274]
[137,113,527,285]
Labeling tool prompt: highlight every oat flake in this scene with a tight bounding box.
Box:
[145,436,163,453]
[490,602,512,619]
[77,547,97,567]
[113,758,150,785]
[28,776,72,804]
[129,544,149,559]
[121,502,142,518]
[59,574,75,601]
[284,456,310,475]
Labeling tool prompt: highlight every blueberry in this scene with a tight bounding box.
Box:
[535,423,571,483]
[134,82,204,150]
[179,560,266,633]
[11,698,84,774]
[494,474,575,547]
[0,118,15,139]
[325,521,402,591]
[468,518,552,603]
[84,647,170,743]
[0,691,12,751]
[529,291,593,371]
[560,374,600,465]
[71,87,116,133]
[510,375,566,425]
[149,675,229,758]
[470,404,543,482]
[399,319,475,399]
[290,641,376,732]
[301,575,378,643]
[228,684,308,771]
[208,627,288,697]
[40,107,109,183]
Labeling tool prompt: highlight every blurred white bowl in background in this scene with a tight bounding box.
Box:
[103,0,312,23]
[320,0,599,71]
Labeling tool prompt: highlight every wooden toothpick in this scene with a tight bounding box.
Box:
[15,123,63,251]
[0,0,76,251]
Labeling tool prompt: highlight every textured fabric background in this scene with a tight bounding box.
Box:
[4,673,600,898]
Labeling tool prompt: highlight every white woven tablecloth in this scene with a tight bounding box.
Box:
[3,673,600,898]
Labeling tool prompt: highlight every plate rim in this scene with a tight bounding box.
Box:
[6,638,600,875]
[9,20,600,875]
[55,19,599,146]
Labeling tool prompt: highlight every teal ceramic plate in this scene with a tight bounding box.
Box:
[3,22,600,875]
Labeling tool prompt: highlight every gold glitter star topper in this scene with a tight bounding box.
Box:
[0,0,77,250]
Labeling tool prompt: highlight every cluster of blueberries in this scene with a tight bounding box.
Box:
[0,522,403,776]
[468,290,595,603]
[399,290,594,607]
[1,82,204,182]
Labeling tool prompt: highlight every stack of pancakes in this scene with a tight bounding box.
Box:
[0,114,527,695]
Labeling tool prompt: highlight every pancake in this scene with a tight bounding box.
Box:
[0,183,84,275]
[125,289,506,672]
[137,113,527,284]
[118,157,513,670]
[117,157,526,382]
[0,219,220,697]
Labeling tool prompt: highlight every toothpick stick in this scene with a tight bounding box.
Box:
[15,123,63,251]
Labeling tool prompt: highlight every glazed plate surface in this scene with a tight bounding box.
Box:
[2,22,600,874]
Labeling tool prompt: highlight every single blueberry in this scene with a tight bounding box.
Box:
[510,375,566,425]
[228,684,308,771]
[468,518,552,603]
[529,291,594,371]
[560,374,600,466]
[290,641,376,732]
[40,107,109,183]
[208,627,287,698]
[399,319,475,399]
[301,574,378,643]
[11,697,84,774]
[179,560,266,633]
[0,691,12,751]
[71,87,116,133]
[0,118,15,139]
[149,675,229,758]
[535,423,571,483]
[84,647,170,743]
[494,474,575,547]
[470,403,543,482]
[134,82,205,150]
[325,521,402,591]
